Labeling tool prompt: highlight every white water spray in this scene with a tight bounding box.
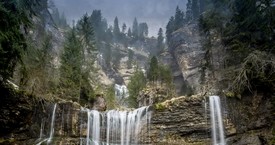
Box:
[86,106,151,145]
[47,103,57,144]
[39,121,44,139]
[209,96,225,145]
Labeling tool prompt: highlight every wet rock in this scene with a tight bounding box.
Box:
[92,94,107,111]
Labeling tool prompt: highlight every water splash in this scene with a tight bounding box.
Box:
[209,96,225,145]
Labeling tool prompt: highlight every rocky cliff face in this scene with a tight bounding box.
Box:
[150,95,211,144]
[152,22,274,144]
[162,23,205,96]
[0,84,84,144]
[149,94,274,145]
[0,81,103,144]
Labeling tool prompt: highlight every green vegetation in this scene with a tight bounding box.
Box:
[18,32,57,97]
[154,103,166,111]
[0,0,38,80]
[132,17,139,40]
[59,27,83,101]
[157,28,165,54]
[105,85,117,110]
[113,16,121,41]
[138,22,148,40]
[199,0,275,95]
[59,13,98,105]
[147,56,159,83]
[166,1,206,47]
[147,56,173,86]
[127,68,146,108]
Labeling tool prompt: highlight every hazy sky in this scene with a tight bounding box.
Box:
[52,0,187,36]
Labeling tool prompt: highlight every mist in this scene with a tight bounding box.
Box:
[52,0,187,36]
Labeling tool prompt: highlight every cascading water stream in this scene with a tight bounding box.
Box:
[47,103,57,144]
[209,96,225,145]
[86,106,151,145]
[114,84,129,106]
[36,103,57,145]
[39,121,44,139]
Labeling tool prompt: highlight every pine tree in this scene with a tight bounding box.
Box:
[59,27,82,101]
[103,43,112,67]
[191,0,199,20]
[77,13,94,50]
[147,56,159,83]
[186,0,193,22]
[18,32,55,94]
[166,16,175,47]
[77,13,97,104]
[132,17,139,40]
[157,28,165,53]
[127,68,146,108]
[159,65,173,87]
[0,0,38,80]
[174,6,184,30]
[90,10,106,42]
[127,28,132,37]
[113,16,121,41]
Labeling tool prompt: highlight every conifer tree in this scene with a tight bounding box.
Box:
[157,28,165,53]
[127,68,146,107]
[159,65,173,87]
[59,27,82,101]
[132,17,139,40]
[166,16,175,47]
[174,6,185,30]
[0,0,38,80]
[127,28,132,37]
[77,13,97,104]
[147,56,159,83]
[191,0,199,20]
[113,16,121,40]
[186,0,193,22]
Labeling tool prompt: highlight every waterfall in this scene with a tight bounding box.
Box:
[115,84,129,100]
[86,106,151,145]
[36,103,57,145]
[87,110,101,145]
[209,96,225,145]
[39,121,44,139]
[47,103,57,144]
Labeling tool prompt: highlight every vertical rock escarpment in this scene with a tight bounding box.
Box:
[165,23,204,95]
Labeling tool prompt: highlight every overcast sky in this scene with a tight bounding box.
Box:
[52,0,187,36]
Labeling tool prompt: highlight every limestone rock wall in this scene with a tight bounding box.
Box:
[150,94,274,145]
[164,23,205,95]
[150,95,212,144]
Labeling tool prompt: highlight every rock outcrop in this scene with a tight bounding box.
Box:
[165,23,204,95]
[0,81,85,144]
[149,93,274,145]
[150,95,211,144]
